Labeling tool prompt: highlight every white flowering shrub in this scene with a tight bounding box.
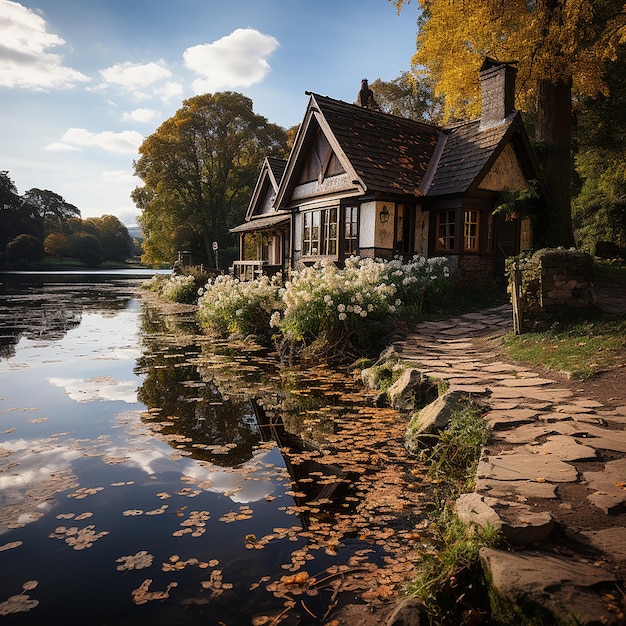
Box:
[142,273,168,293]
[194,256,453,358]
[382,255,452,316]
[197,273,283,337]
[142,270,211,304]
[160,274,199,303]
[274,258,394,344]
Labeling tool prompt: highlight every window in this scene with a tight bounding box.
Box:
[463,210,480,252]
[344,206,358,256]
[436,210,456,252]
[302,207,338,257]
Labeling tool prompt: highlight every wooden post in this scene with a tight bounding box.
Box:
[511,260,523,335]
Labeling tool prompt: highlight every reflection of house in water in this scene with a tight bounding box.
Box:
[252,399,357,527]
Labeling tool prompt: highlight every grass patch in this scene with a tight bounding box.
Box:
[502,316,626,379]
[423,399,491,494]
[406,399,498,625]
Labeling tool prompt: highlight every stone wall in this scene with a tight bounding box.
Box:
[457,254,494,284]
[513,248,596,320]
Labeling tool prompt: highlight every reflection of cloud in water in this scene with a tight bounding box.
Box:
[184,449,279,504]
[0,438,82,532]
[0,439,82,491]
[48,376,138,403]
[113,444,279,504]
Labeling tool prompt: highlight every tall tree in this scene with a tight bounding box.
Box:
[86,215,133,262]
[0,171,42,249]
[133,92,288,266]
[393,0,626,246]
[573,50,626,252]
[22,188,80,235]
[370,71,443,122]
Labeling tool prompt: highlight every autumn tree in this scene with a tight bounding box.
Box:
[44,232,71,259]
[370,71,443,122]
[84,215,133,262]
[393,0,626,247]
[133,92,288,267]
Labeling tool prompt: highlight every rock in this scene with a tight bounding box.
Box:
[495,504,554,545]
[580,527,626,563]
[404,389,467,453]
[584,458,626,514]
[480,547,618,625]
[385,598,424,626]
[456,493,554,545]
[475,477,558,499]
[456,492,501,529]
[387,367,426,411]
[478,452,578,483]
[522,435,597,461]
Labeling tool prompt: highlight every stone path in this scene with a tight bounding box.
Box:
[393,304,626,624]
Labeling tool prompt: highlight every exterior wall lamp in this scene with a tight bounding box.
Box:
[379,204,390,223]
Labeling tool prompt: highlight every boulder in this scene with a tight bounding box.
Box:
[404,389,467,453]
[388,367,426,411]
[456,493,554,545]
[480,547,618,625]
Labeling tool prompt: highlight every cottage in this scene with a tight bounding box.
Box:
[231,58,546,283]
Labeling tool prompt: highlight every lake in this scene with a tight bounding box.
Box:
[0,272,427,625]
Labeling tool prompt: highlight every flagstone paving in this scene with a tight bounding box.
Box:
[392,304,626,623]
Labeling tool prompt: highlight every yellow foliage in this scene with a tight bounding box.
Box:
[396,0,626,122]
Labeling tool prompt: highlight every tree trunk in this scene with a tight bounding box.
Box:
[535,77,575,247]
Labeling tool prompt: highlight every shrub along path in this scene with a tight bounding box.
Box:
[392,304,626,625]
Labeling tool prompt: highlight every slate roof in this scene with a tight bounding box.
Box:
[266,157,287,187]
[425,113,521,197]
[311,94,441,197]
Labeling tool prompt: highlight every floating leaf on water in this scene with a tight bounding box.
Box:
[49,525,109,550]
[122,510,144,517]
[0,593,39,616]
[131,579,178,605]
[67,486,104,500]
[116,551,154,571]
[0,541,23,552]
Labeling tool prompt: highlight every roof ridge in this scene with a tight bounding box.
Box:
[308,92,442,131]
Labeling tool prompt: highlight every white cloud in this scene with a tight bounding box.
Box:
[45,127,144,154]
[101,169,137,184]
[154,80,183,103]
[43,142,80,152]
[0,0,90,89]
[100,60,172,90]
[122,107,161,124]
[184,28,279,94]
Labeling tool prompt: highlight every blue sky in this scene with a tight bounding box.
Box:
[0,0,421,227]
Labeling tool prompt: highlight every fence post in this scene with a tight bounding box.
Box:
[511,260,523,335]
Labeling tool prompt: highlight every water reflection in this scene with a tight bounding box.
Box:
[0,276,429,625]
[0,274,138,359]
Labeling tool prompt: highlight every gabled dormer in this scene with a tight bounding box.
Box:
[275,95,363,210]
[244,156,287,221]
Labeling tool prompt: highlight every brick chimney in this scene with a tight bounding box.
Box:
[479,57,517,129]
